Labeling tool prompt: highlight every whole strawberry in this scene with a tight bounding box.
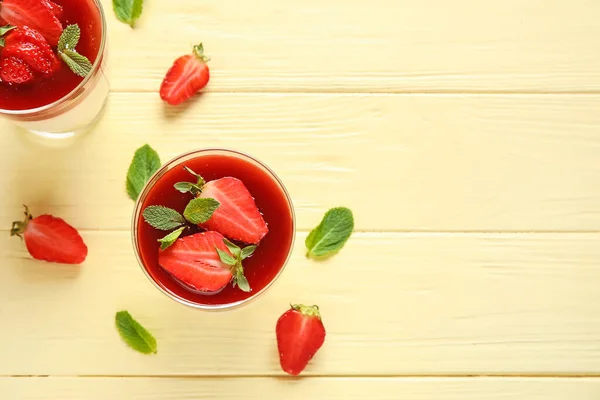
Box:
[276,304,326,376]
[11,205,88,265]
[160,43,210,106]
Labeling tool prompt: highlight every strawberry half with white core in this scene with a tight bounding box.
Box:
[160,43,210,106]
[0,0,63,46]
[158,231,256,294]
[176,167,269,244]
[276,304,326,376]
[10,205,88,265]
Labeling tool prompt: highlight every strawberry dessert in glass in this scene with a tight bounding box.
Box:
[0,0,108,138]
[132,149,296,310]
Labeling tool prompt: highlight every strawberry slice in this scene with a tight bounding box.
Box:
[160,43,210,106]
[41,0,63,19]
[3,41,58,75]
[0,0,63,46]
[158,231,234,294]
[276,304,326,376]
[199,177,269,244]
[10,206,88,265]
[0,56,34,84]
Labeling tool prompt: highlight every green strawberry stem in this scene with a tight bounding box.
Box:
[216,239,255,292]
[10,205,33,239]
[193,43,210,63]
[291,304,322,319]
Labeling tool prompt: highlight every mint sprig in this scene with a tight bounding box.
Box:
[183,198,220,224]
[306,207,354,259]
[142,206,185,230]
[57,24,93,77]
[115,311,157,354]
[126,144,161,201]
[113,0,144,28]
[142,197,219,250]
[216,239,255,292]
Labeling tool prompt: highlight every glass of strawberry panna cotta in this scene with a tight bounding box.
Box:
[132,149,296,310]
[0,0,108,138]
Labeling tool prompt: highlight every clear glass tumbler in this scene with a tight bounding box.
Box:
[131,149,296,310]
[0,0,109,140]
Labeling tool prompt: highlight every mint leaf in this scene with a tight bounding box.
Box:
[223,238,241,257]
[126,144,161,200]
[57,24,80,52]
[113,0,144,28]
[60,49,92,77]
[158,226,185,250]
[115,311,157,354]
[143,206,184,230]
[57,25,92,77]
[241,245,257,260]
[306,207,354,258]
[216,247,236,266]
[183,198,219,224]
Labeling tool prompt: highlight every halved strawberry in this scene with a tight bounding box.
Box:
[0,0,63,46]
[276,304,326,376]
[0,56,34,84]
[200,177,269,244]
[177,168,269,244]
[10,206,88,265]
[3,41,58,75]
[158,231,234,293]
[160,43,210,106]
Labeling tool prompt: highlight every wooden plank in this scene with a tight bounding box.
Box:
[2,93,600,231]
[101,0,600,93]
[1,231,599,376]
[2,377,600,399]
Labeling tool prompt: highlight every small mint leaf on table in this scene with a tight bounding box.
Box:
[158,226,185,250]
[115,311,157,354]
[57,24,93,77]
[183,198,219,224]
[126,144,161,201]
[306,207,354,259]
[113,0,144,28]
[143,206,185,230]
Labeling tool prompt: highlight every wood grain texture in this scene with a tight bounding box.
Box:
[2,93,600,232]
[2,377,600,399]
[2,231,599,376]
[101,0,600,93]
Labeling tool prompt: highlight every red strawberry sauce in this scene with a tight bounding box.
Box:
[136,153,295,307]
[0,0,103,110]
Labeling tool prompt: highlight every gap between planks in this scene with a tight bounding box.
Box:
[4,374,600,379]
[107,89,600,96]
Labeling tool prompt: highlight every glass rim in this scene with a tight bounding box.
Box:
[131,148,296,311]
[0,0,107,116]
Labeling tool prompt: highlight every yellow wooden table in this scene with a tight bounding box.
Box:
[2,0,600,398]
